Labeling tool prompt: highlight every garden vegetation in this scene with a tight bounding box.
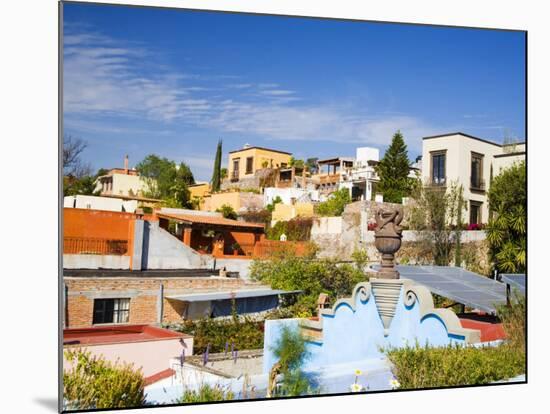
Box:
[486,161,526,273]
[386,293,525,388]
[251,250,367,315]
[63,349,146,410]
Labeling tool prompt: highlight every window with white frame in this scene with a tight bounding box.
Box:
[93,298,130,324]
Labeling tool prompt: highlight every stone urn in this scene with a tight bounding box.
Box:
[374,207,404,279]
[371,206,404,336]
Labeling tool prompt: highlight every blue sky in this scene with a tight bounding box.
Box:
[62,2,526,182]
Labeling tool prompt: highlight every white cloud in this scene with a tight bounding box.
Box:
[64,28,441,152]
[260,89,295,96]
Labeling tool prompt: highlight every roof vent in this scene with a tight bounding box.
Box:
[243,143,251,149]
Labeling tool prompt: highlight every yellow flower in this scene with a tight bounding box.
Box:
[350,383,363,392]
[354,369,362,376]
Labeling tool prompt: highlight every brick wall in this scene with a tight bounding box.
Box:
[64,276,252,328]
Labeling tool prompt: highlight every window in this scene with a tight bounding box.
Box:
[469,201,482,225]
[231,159,240,181]
[431,151,446,185]
[470,152,484,191]
[246,156,254,174]
[93,298,130,324]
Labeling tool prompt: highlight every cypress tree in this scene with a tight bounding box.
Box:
[211,139,222,192]
[375,131,412,203]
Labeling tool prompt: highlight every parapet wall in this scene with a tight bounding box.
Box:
[263,279,481,373]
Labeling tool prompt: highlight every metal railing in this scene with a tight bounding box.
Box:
[64,237,129,255]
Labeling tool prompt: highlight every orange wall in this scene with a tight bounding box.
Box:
[64,208,135,240]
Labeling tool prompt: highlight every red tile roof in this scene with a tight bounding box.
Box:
[157,212,265,229]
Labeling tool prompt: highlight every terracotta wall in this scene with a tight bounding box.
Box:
[64,208,135,240]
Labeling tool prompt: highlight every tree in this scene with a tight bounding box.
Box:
[409,181,466,266]
[316,188,351,217]
[63,135,92,178]
[375,131,413,203]
[64,167,108,197]
[289,157,305,169]
[486,162,526,273]
[211,140,223,192]
[268,325,313,397]
[64,175,98,197]
[136,154,194,208]
[305,158,318,174]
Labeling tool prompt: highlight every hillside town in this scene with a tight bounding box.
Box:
[62,130,526,408]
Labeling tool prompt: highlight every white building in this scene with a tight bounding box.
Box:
[64,195,138,213]
[263,187,320,206]
[347,147,381,201]
[421,132,525,225]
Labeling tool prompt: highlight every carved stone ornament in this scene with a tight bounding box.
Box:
[374,206,403,280]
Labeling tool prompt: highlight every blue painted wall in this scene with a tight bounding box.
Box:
[263,286,465,373]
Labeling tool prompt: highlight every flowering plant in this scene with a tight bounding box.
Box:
[389,378,401,389]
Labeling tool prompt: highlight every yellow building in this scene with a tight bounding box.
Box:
[189,183,210,199]
[228,145,292,182]
[188,182,211,209]
[271,202,315,224]
[201,191,264,213]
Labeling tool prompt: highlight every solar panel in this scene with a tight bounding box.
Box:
[500,274,526,295]
[371,265,507,314]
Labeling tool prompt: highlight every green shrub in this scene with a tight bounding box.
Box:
[386,342,524,389]
[216,204,238,220]
[63,349,145,410]
[251,254,366,314]
[497,291,526,352]
[267,217,314,241]
[168,313,264,354]
[176,384,234,403]
[239,208,272,226]
[351,247,369,271]
[266,196,283,213]
[386,295,526,389]
[315,188,351,217]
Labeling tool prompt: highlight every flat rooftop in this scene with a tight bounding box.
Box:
[63,324,191,347]
[63,268,238,278]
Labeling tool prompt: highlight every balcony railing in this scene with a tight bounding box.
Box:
[430,177,447,187]
[64,237,129,255]
[470,178,486,192]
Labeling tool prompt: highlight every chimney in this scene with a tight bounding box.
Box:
[124,155,129,174]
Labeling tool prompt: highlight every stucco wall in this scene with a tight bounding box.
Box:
[64,337,193,377]
[63,254,131,269]
[263,282,474,373]
[272,202,314,223]
[228,147,291,179]
[214,258,254,279]
[311,201,487,263]
[142,221,213,269]
[421,133,525,224]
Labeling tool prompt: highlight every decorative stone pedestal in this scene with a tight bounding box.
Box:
[370,278,403,336]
